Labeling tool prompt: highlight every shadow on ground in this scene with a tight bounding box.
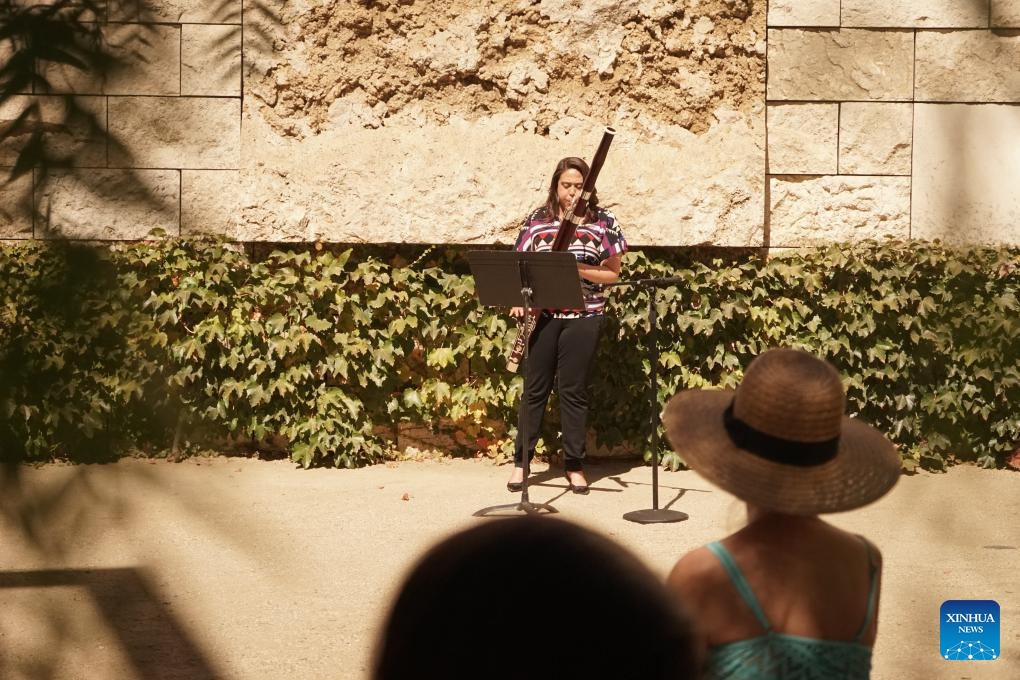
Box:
[0,568,218,680]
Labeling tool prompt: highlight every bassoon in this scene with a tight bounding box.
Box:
[506,126,616,372]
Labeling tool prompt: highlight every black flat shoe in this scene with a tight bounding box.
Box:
[565,473,590,495]
[507,467,526,492]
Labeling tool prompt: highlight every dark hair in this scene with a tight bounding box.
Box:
[544,156,599,221]
[373,516,700,680]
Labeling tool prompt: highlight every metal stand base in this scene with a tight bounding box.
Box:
[623,508,689,524]
[609,277,693,526]
[474,501,558,518]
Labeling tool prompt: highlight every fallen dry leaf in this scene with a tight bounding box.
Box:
[1006,449,1020,471]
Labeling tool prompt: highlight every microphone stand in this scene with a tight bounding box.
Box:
[605,277,689,524]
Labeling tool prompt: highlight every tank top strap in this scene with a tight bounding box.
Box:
[853,535,881,642]
[706,541,772,632]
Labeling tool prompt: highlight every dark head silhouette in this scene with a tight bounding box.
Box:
[373,515,700,680]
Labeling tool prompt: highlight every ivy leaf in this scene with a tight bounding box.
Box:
[427,347,456,368]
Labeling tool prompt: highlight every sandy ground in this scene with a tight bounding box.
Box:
[0,456,1017,680]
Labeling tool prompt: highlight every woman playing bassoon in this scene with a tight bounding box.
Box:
[506,154,628,495]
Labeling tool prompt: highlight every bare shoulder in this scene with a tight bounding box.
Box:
[859,534,884,566]
[667,546,727,601]
[827,526,885,575]
[667,544,755,646]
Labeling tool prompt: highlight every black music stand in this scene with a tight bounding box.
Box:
[465,250,584,517]
[607,278,689,525]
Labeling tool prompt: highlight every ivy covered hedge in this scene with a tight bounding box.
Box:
[0,238,1017,471]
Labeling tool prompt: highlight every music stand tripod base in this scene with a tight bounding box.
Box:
[623,508,689,524]
[473,499,558,518]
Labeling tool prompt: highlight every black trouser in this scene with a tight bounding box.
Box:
[515,314,602,472]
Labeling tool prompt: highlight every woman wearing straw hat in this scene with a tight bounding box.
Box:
[662,347,902,680]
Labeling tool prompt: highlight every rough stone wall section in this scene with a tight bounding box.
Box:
[239,0,767,246]
[250,0,763,137]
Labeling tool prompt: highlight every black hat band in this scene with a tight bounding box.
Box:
[723,401,839,467]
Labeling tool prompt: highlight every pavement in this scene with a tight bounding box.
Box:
[0,456,1017,679]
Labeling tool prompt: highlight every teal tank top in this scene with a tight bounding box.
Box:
[703,540,879,680]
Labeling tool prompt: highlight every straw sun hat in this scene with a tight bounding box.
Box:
[662,347,901,515]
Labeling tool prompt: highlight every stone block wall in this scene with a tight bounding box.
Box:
[2,1,1020,247]
[767,0,1020,246]
[0,0,242,240]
